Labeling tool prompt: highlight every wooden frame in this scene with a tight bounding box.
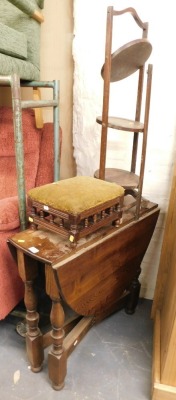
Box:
[94,6,153,219]
[151,163,176,399]
[8,197,159,389]
[28,195,123,245]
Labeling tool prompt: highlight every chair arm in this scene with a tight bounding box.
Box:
[0,196,20,231]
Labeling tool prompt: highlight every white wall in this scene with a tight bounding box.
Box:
[73,0,176,298]
[41,0,75,179]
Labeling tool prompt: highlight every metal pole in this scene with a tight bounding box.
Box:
[53,80,60,181]
[11,73,27,230]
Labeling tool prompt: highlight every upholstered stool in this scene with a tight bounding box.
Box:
[27,176,124,245]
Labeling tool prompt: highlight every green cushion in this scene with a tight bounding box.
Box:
[7,0,44,15]
[0,22,27,60]
[0,0,43,76]
[28,176,124,215]
[0,53,40,80]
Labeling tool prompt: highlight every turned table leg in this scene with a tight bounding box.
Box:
[125,268,141,315]
[25,280,44,371]
[17,249,44,371]
[45,265,67,390]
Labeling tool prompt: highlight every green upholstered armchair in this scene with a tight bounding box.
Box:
[0,0,44,80]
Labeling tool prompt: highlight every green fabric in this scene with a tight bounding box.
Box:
[7,0,44,15]
[0,0,44,80]
[0,53,40,80]
[28,176,124,215]
[0,22,27,60]
[37,0,44,9]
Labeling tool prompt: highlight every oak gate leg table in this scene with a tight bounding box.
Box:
[8,200,159,390]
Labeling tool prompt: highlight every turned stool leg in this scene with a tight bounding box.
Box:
[45,265,67,390]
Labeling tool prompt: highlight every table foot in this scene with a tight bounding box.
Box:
[48,350,67,390]
[26,333,44,372]
[52,382,65,391]
[32,366,43,373]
